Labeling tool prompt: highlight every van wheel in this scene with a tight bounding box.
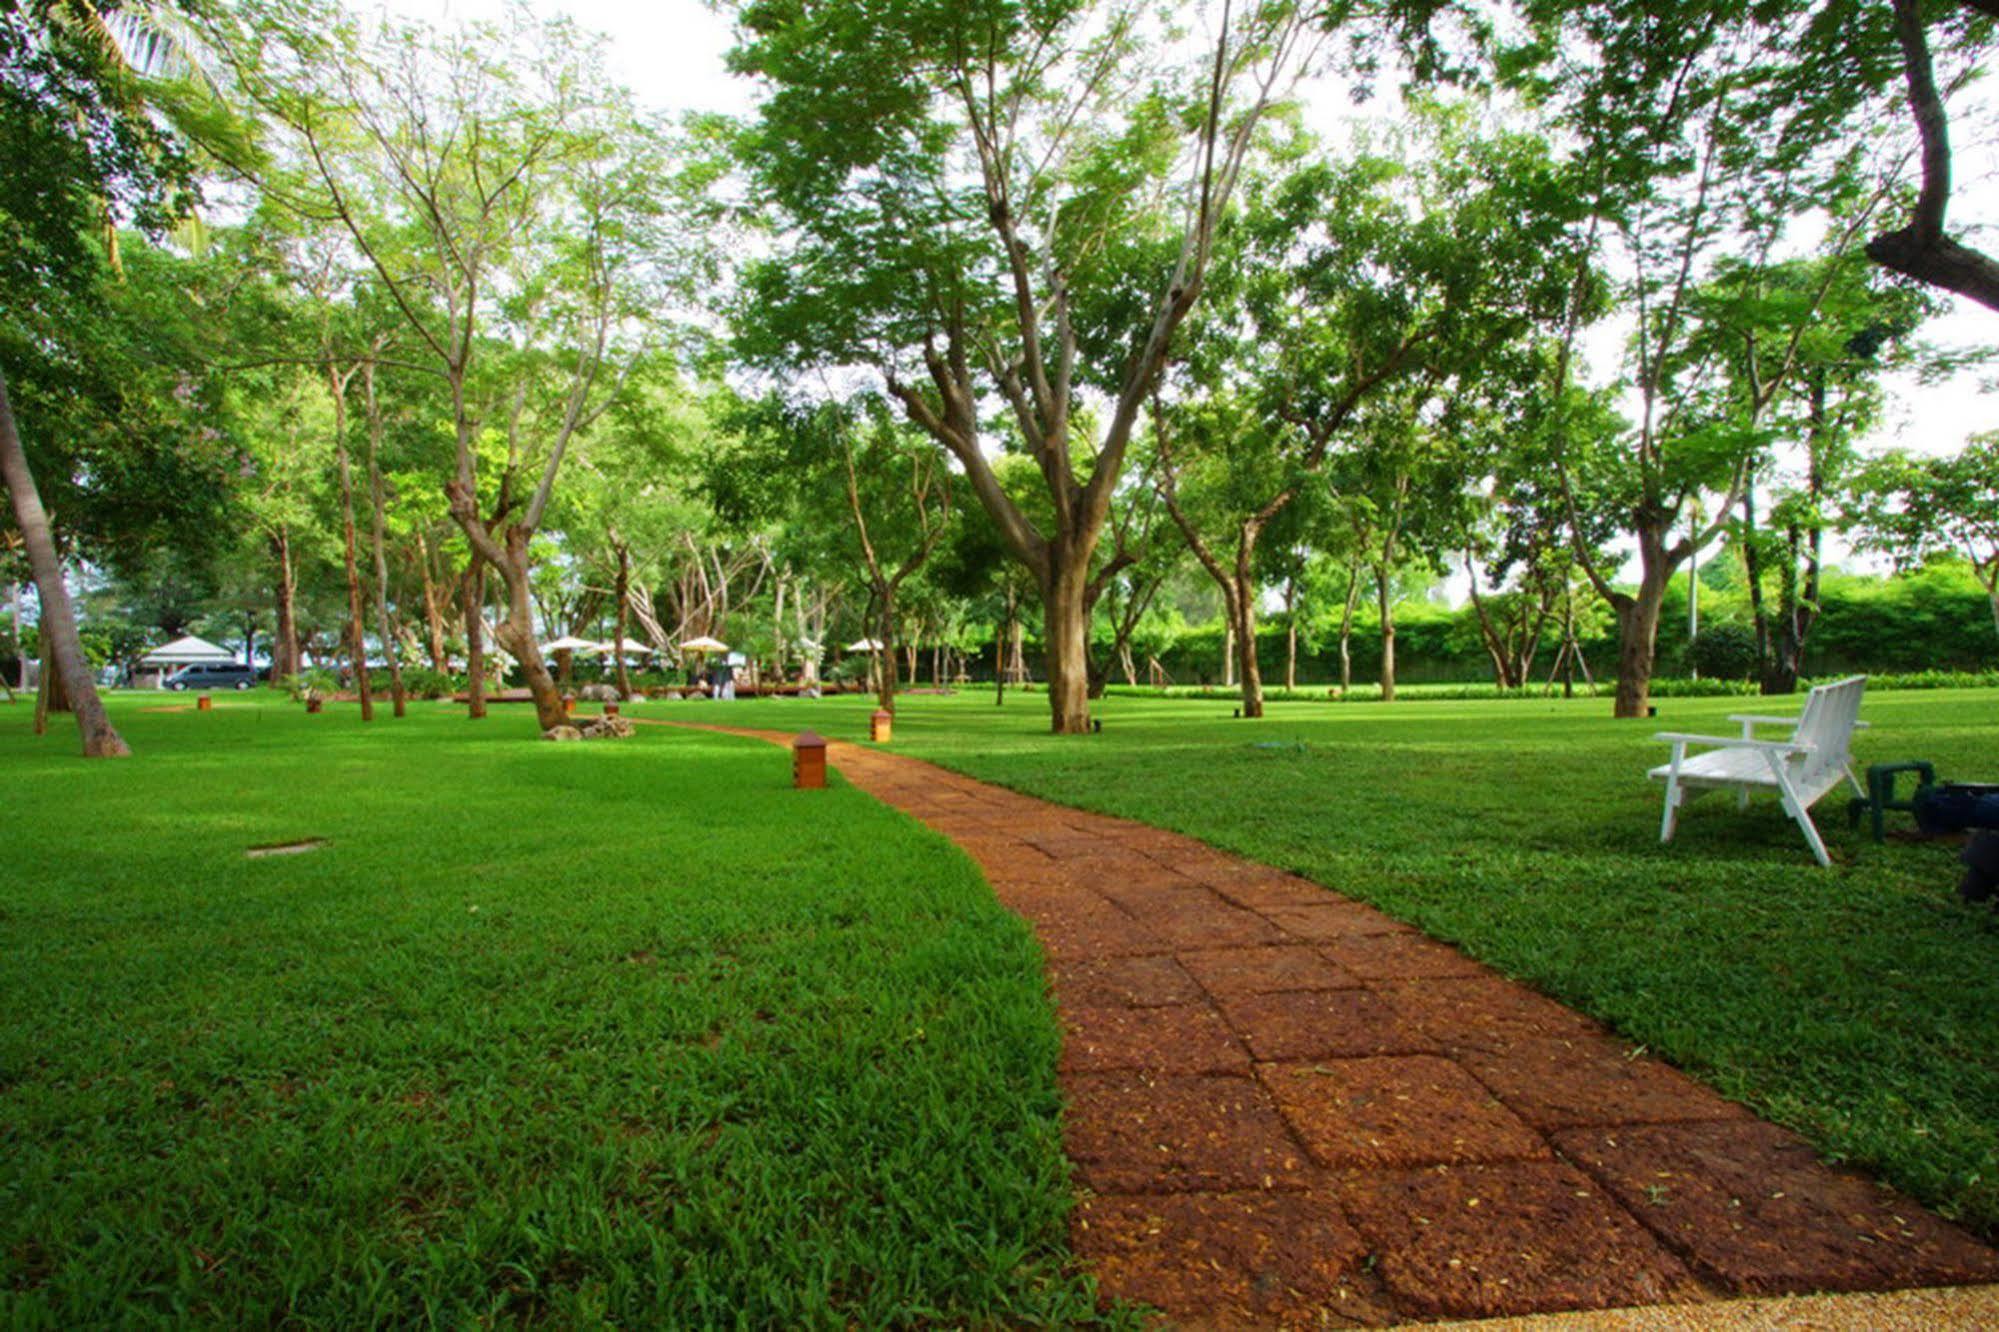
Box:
[235,680,250,691]
[171,682,187,691]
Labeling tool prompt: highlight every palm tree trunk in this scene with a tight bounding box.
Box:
[0,371,128,756]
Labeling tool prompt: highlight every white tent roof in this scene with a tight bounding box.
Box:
[139,635,236,666]
[598,637,654,655]
[678,635,728,652]
[542,635,600,654]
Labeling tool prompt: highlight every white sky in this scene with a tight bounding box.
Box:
[390,0,1996,596]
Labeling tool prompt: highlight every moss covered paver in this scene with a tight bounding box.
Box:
[649,721,1999,1326]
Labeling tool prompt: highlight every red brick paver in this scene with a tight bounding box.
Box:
[647,722,1999,1326]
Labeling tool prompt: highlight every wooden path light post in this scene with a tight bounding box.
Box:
[870,709,892,744]
[794,731,828,789]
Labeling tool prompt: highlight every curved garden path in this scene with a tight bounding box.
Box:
[642,719,1999,1327]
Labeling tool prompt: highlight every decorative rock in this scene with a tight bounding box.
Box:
[579,716,636,740]
[543,725,584,742]
[580,682,622,702]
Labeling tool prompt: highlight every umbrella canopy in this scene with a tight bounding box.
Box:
[139,635,236,666]
[678,635,729,653]
[845,638,884,652]
[597,637,654,655]
[541,635,601,654]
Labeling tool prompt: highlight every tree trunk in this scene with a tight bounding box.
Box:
[1041,556,1092,733]
[329,373,374,723]
[1222,621,1235,688]
[39,641,70,716]
[996,585,1015,707]
[613,545,633,701]
[1611,580,1667,718]
[876,592,900,713]
[1741,486,1773,687]
[13,578,27,694]
[1376,569,1397,703]
[1764,524,1806,695]
[463,560,486,720]
[1337,561,1362,695]
[1764,376,1830,696]
[1232,583,1263,718]
[0,372,128,756]
[417,533,449,674]
[1283,577,1298,692]
[363,367,405,717]
[272,527,300,686]
[488,529,566,732]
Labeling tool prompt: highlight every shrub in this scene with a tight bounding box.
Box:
[1688,622,1761,681]
[398,667,458,699]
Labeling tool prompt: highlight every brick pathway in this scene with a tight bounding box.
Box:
[646,721,1999,1326]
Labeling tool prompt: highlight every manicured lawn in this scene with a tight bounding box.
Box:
[689,685,1999,1238]
[0,697,1103,1326]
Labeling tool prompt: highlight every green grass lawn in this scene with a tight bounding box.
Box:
[0,696,1104,1327]
[684,684,1999,1239]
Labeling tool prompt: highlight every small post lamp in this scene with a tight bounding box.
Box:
[197,694,213,712]
[870,708,892,744]
[563,693,576,716]
[793,730,828,789]
[605,701,621,719]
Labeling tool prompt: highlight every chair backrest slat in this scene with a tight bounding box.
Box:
[1792,675,1866,774]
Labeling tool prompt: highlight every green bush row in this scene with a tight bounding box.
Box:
[1100,668,1999,704]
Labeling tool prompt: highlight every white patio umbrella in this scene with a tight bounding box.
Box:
[597,637,655,656]
[139,634,236,667]
[845,637,884,652]
[541,635,601,655]
[678,635,729,653]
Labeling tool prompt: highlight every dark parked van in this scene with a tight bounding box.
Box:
[164,662,259,691]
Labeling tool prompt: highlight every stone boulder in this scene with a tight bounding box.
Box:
[543,725,584,742]
[579,682,623,702]
[579,715,636,740]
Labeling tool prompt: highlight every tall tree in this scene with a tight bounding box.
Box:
[732,0,1325,732]
[1514,0,1898,716]
[0,0,220,755]
[1848,435,1999,644]
[217,3,697,731]
[1156,110,1583,716]
[1710,258,1940,692]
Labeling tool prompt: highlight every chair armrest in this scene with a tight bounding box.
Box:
[1654,732,1817,755]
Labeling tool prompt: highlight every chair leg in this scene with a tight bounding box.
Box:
[1765,756,1831,867]
[1737,785,1749,811]
[1660,745,1687,844]
[1792,806,1832,867]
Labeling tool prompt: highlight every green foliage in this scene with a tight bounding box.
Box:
[284,666,338,702]
[1849,436,1999,602]
[0,701,1105,1325]
[386,666,457,700]
[1688,620,1760,680]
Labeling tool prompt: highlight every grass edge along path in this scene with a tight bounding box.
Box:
[655,719,1999,1327]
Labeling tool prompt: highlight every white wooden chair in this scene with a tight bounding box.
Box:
[1649,675,1869,867]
